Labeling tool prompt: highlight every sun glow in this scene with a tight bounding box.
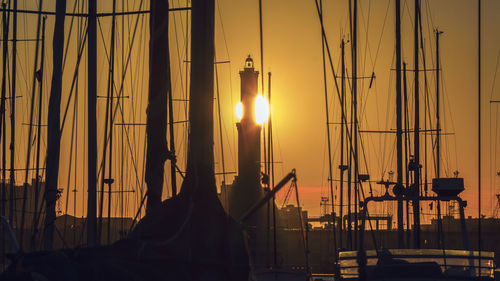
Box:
[254,95,269,125]
[235,101,243,121]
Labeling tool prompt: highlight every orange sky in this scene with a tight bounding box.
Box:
[2,0,500,224]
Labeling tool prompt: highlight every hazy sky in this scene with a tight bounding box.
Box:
[213,0,500,220]
[3,0,500,223]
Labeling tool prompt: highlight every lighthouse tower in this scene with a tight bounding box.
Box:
[225,56,268,267]
[229,55,264,219]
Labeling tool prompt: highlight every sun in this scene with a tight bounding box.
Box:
[254,95,269,125]
[235,101,243,121]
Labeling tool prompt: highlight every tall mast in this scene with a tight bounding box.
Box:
[20,0,44,249]
[10,0,17,233]
[32,16,46,251]
[351,0,359,249]
[215,66,225,186]
[269,71,278,268]
[477,0,482,266]
[98,0,112,240]
[0,3,9,225]
[347,0,353,250]
[258,0,266,176]
[107,0,116,245]
[435,30,442,178]
[87,0,97,247]
[166,0,178,197]
[339,38,346,250]
[319,0,335,255]
[403,62,411,246]
[413,0,421,249]
[0,5,7,265]
[45,0,66,250]
[145,0,171,212]
[395,0,405,248]
[185,0,215,193]
[168,51,177,196]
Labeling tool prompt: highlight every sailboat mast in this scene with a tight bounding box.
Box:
[403,62,411,245]
[347,0,353,250]
[215,66,225,185]
[99,0,112,241]
[168,56,177,196]
[319,0,336,255]
[413,0,421,249]
[45,0,66,250]
[258,0,267,176]
[10,0,17,232]
[395,0,405,248]
[351,0,359,249]
[0,3,8,223]
[145,0,171,212]
[340,38,345,250]
[107,0,116,245]
[32,16,46,251]
[21,0,44,249]
[435,30,442,177]
[87,0,97,247]
[185,0,215,190]
[269,72,278,268]
[477,0,482,266]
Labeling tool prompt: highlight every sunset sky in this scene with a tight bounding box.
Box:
[3,0,500,224]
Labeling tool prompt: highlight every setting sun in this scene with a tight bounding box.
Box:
[235,101,243,121]
[254,95,269,125]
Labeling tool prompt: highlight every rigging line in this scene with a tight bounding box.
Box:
[418,12,434,192]
[345,61,386,187]
[491,52,500,212]
[131,16,147,214]
[63,67,78,240]
[215,62,225,185]
[61,0,79,72]
[116,102,145,196]
[109,0,145,142]
[314,0,356,166]
[318,0,336,257]
[381,61,396,179]
[20,0,44,250]
[73,10,79,228]
[60,20,88,132]
[345,0,378,247]
[175,0,187,46]
[95,14,113,238]
[359,0,370,80]
[357,0,378,105]
[215,6,237,171]
[64,2,84,219]
[107,1,116,243]
[11,0,18,232]
[370,0,390,73]
[136,13,147,212]
[168,4,187,191]
[424,1,436,49]
[67,0,144,185]
[490,50,500,99]
[171,0,186,103]
[97,1,116,242]
[124,14,144,169]
[258,0,267,181]
[94,107,144,206]
[119,0,125,225]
